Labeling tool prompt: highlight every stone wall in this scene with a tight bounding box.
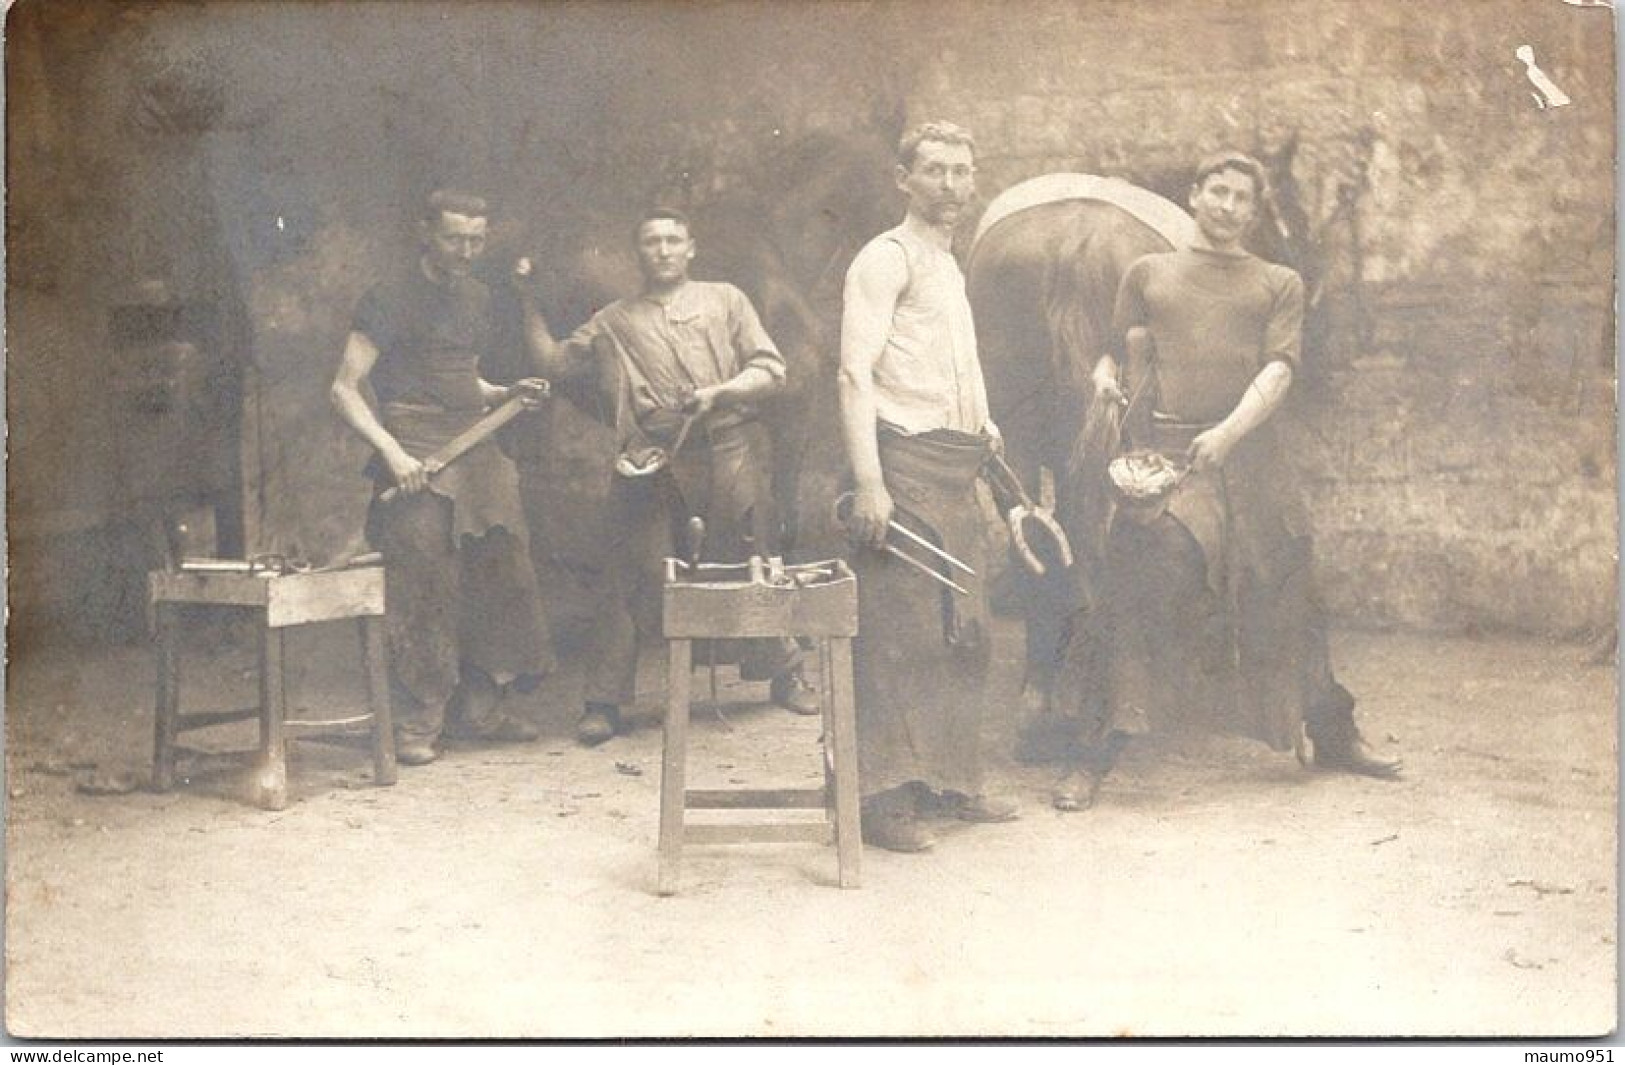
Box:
[899,0,1617,633]
[8,0,1616,642]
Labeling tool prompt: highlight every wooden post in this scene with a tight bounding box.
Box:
[151,604,180,792]
[658,638,693,896]
[360,616,397,787]
[820,641,837,817]
[255,625,289,811]
[827,637,862,889]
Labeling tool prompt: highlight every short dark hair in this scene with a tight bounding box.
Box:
[421,188,489,225]
[1191,151,1269,200]
[897,121,976,170]
[632,207,693,244]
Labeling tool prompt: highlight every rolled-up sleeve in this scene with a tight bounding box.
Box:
[545,314,606,387]
[727,286,787,382]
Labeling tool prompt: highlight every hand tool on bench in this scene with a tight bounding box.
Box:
[833,493,972,597]
[379,380,549,503]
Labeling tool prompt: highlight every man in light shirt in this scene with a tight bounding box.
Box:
[839,122,1021,853]
[525,208,818,746]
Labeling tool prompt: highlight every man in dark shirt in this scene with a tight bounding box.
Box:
[331,189,554,766]
[1081,151,1399,796]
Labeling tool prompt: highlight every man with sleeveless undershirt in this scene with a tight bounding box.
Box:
[839,122,1022,853]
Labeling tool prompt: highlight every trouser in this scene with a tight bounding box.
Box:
[372,491,554,741]
[582,469,798,709]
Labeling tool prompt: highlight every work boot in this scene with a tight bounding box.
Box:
[1051,769,1100,812]
[1307,686,1401,780]
[576,703,621,747]
[861,787,935,853]
[446,666,502,737]
[770,667,820,716]
[447,681,541,745]
[1312,733,1402,780]
[396,738,439,767]
[472,714,541,744]
[1052,732,1126,811]
[941,791,1022,823]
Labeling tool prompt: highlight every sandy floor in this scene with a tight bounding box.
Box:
[3,619,1616,1038]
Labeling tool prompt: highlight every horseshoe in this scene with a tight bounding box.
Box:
[986,454,1074,576]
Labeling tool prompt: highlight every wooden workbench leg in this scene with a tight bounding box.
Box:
[253,623,289,811]
[151,603,180,792]
[359,616,397,786]
[658,638,692,896]
[820,641,837,816]
[827,637,862,889]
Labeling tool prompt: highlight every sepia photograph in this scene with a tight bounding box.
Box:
[4,0,1618,1040]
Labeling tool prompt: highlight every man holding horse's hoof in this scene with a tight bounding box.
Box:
[1098,150,1401,784]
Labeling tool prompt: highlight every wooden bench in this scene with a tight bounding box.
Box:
[149,564,396,810]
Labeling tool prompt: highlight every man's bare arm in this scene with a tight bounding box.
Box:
[688,364,781,414]
[330,331,428,494]
[1091,354,1125,405]
[1188,360,1293,472]
[837,241,909,549]
[511,259,595,383]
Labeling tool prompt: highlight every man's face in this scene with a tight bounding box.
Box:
[1189,167,1259,249]
[896,139,976,227]
[422,211,488,278]
[635,218,696,286]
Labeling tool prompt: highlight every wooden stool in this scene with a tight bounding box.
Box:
[658,557,861,894]
[149,564,396,810]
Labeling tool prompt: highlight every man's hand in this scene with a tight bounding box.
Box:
[1093,359,1127,408]
[510,377,551,409]
[511,256,544,298]
[681,385,719,418]
[847,482,895,551]
[384,446,429,495]
[1187,427,1237,473]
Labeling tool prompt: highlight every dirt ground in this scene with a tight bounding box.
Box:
[3,617,1617,1039]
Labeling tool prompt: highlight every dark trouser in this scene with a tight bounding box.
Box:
[582,469,797,710]
[1105,512,1356,748]
[372,491,554,742]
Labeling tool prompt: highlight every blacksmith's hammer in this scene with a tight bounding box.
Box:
[379,379,549,502]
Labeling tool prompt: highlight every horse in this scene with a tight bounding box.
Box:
[966,175,1194,730]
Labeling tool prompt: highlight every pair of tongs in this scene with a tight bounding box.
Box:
[833,493,974,597]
